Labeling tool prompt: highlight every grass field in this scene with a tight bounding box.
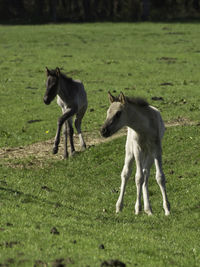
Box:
[0,22,200,267]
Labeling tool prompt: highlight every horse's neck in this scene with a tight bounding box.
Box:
[126,104,162,147]
[58,76,69,100]
[126,103,149,133]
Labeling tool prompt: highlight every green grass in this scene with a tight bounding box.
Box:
[0,127,200,266]
[1,22,200,148]
[0,22,200,266]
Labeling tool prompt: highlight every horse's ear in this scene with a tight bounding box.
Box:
[119,92,126,104]
[46,67,50,76]
[108,91,115,103]
[56,67,60,77]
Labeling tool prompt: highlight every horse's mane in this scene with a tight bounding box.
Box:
[60,73,73,83]
[49,69,73,83]
[112,94,149,107]
[126,97,149,107]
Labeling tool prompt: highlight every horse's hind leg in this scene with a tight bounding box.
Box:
[75,105,87,150]
[142,156,153,215]
[154,154,170,216]
[67,117,75,156]
[63,122,68,158]
[134,149,144,215]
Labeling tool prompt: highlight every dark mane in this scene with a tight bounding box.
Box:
[126,96,149,107]
[60,73,73,83]
[49,69,73,83]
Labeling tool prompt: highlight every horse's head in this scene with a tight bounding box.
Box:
[101,92,127,138]
[43,67,60,105]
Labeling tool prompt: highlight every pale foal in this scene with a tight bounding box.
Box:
[101,92,170,216]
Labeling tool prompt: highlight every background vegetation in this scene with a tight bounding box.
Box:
[0,0,200,23]
[0,22,200,266]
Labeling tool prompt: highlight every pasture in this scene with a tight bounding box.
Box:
[0,22,200,266]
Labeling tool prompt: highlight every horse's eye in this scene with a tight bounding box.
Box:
[116,111,121,118]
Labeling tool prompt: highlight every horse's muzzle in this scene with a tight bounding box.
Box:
[101,126,110,138]
[43,96,51,105]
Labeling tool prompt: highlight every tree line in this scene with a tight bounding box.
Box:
[0,0,200,23]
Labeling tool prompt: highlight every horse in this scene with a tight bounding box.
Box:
[101,92,170,216]
[43,67,87,158]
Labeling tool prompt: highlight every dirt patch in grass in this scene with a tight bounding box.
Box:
[0,128,127,168]
[0,129,126,161]
[165,117,196,127]
[157,57,177,64]
[0,117,197,168]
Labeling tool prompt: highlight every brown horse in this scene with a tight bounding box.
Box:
[44,67,87,158]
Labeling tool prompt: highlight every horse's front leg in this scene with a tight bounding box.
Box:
[63,122,68,158]
[116,152,134,213]
[53,108,76,155]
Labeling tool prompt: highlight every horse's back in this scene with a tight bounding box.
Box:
[149,105,165,139]
[126,105,165,155]
[57,77,87,113]
[73,79,88,109]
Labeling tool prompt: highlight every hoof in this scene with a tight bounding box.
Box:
[116,203,123,213]
[63,153,69,159]
[135,211,140,215]
[144,208,153,216]
[81,144,86,151]
[135,205,142,215]
[135,208,142,215]
[116,209,122,214]
[70,150,76,157]
[145,211,153,216]
[52,147,58,154]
